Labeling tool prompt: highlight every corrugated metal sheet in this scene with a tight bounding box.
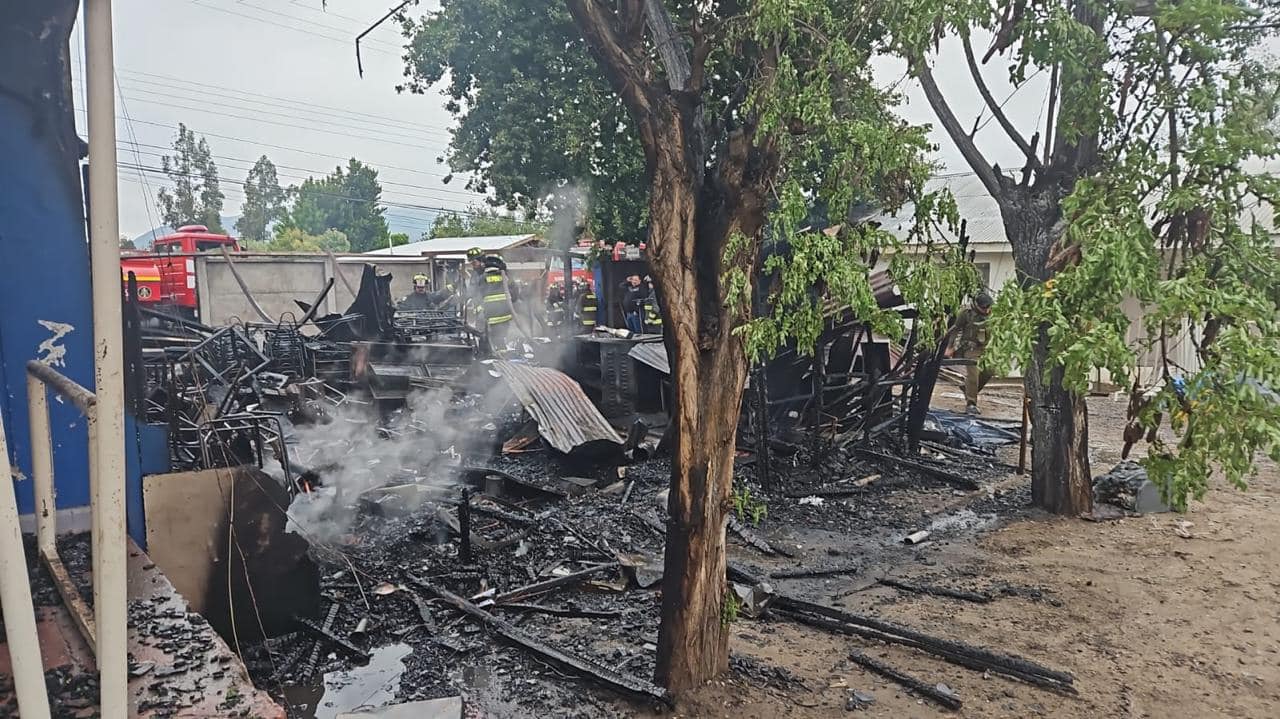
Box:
[627,342,670,375]
[495,361,623,455]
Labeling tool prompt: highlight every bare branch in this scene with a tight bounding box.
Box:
[1042,62,1060,166]
[963,33,1041,172]
[564,0,656,130]
[914,58,1003,199]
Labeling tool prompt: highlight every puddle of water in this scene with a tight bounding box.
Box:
[283,643,412,719]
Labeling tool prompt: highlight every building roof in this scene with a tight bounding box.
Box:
[882,165,1278,249]
[366,234,538,256]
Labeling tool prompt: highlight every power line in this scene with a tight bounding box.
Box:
[232,0,404,52]
[115,68,455,136]
[74,110,458,181]
[183,0,402,56]
[115,139,480,198]
[71,84,451,149]
[115,142,485,205]
[117,79,159,235]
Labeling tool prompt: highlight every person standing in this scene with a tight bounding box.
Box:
[948,292,995,415]
[573,281,598,333]
[641,276,663,334]
[397,274,434,310]
[620,274,646,334]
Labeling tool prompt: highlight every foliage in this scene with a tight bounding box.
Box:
[731,484,767,526]
[248,227,350,253]
[280,159,389,252]
[119,235,136,250]
[389,232,411,248]
[904,0,1280,509]
[156,123,224,232]
[399,1,648,244]
[428,205,547,239]
[720,588,741,627]
[235,156,288,244]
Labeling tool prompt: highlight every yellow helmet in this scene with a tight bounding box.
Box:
[466,247,484,260]
[412,273,428,287]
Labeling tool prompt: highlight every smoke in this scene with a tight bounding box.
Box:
[546,183,590,249]
[272,379,517,543]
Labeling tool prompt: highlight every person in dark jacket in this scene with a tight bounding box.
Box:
[947,292,995,415]
[397,274,434,310]
[620,274,646,334]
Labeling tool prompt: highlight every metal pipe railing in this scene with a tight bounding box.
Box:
[84,0,130,715]
[0,413,53,719]
[24,360,123,715]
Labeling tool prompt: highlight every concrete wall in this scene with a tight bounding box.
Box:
[194,254,438,327]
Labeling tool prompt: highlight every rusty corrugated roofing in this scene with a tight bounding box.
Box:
[494,361,623,455]
[627,342,670,375]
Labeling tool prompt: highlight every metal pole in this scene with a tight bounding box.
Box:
[84,0,130,714]
[0,416,53,719]
[26,375,57,556]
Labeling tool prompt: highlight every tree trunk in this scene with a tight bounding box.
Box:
[1003,194,1093,516]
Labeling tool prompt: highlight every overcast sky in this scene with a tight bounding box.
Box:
[74,1,1046,239]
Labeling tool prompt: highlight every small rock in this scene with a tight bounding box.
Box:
[845,690,875,710]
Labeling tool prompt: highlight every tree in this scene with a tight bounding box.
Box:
[156,123,224,232]
[389,232,411,248]
[404,0,971,692]
[119,235,136,250]
[427,205,547,239]
[250,227,350,253]
[235,156,288,243]
[897,1,1280,514]
[281,159,389,252]
[401,3,648,243]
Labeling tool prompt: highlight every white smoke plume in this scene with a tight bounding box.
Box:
[546,183,590,249]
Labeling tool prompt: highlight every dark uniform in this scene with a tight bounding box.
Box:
[575,285,598,332]
[481,264,513,350]
[951,296,994,413]
[546,283,566,327]
[397,291,434,311]
[642,293,663,334]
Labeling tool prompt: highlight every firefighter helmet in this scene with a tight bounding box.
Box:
[466,247,484,260]
[412,273,428,287]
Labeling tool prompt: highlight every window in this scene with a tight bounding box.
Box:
[196,241,227,253]
[975,262,991,290]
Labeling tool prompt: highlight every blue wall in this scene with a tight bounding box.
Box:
[1,62,95,515]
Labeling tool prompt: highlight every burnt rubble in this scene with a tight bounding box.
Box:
[114,262,1064,717]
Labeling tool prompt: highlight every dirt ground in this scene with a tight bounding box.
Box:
[678,385,1280,719]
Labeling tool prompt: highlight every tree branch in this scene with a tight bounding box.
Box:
[914,58,1003,199]
[644,0,691,90]
[564,0,657,141]
[963,33,1041,172]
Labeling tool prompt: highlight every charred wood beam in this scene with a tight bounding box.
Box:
[294,615,371,661]
[728,563,1074,691]
[493,563,616,605]
[854,448,981,491]
[877,577,994,604]
[769,564,860,580]
[411,577,674,707]
[847,650,963,710]
[491,603,624,620]
[727,515,794,557]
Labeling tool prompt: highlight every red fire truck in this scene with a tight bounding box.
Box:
[120,225,240,318]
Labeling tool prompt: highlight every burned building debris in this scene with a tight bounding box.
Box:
[114,258,1062,717]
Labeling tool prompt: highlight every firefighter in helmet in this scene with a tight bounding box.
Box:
[466,247,515,352]
[641,276,663,334]
[573,280,598,333]
[397,274,434,311]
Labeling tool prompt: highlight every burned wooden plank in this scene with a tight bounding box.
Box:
[410,577,673,707]
[435,506,496,551]
[727,515,795,557]
[493,563,616,604]
[728,563,1074,692]
[293,615,371,661]
[769,564,860,580]
[854,448,981,491]
[847,651,963,710]
[877,577,993,604]
[491,603,624,620]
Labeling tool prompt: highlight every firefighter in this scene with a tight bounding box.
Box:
[546,282,567,327]
[397,274,434,311]
[465,247,514,352]
[573,281,598,332]
[620,274,647,334]
[642,277,663,334]
[948,292,995,415]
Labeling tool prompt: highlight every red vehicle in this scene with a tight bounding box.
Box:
[121,225,240,318]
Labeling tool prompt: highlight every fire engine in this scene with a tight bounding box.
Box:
[120,225,240,319]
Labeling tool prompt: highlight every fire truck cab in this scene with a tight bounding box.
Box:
[121,225,241,318]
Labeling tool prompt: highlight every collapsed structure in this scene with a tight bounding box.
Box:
[112,255,1051,716]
